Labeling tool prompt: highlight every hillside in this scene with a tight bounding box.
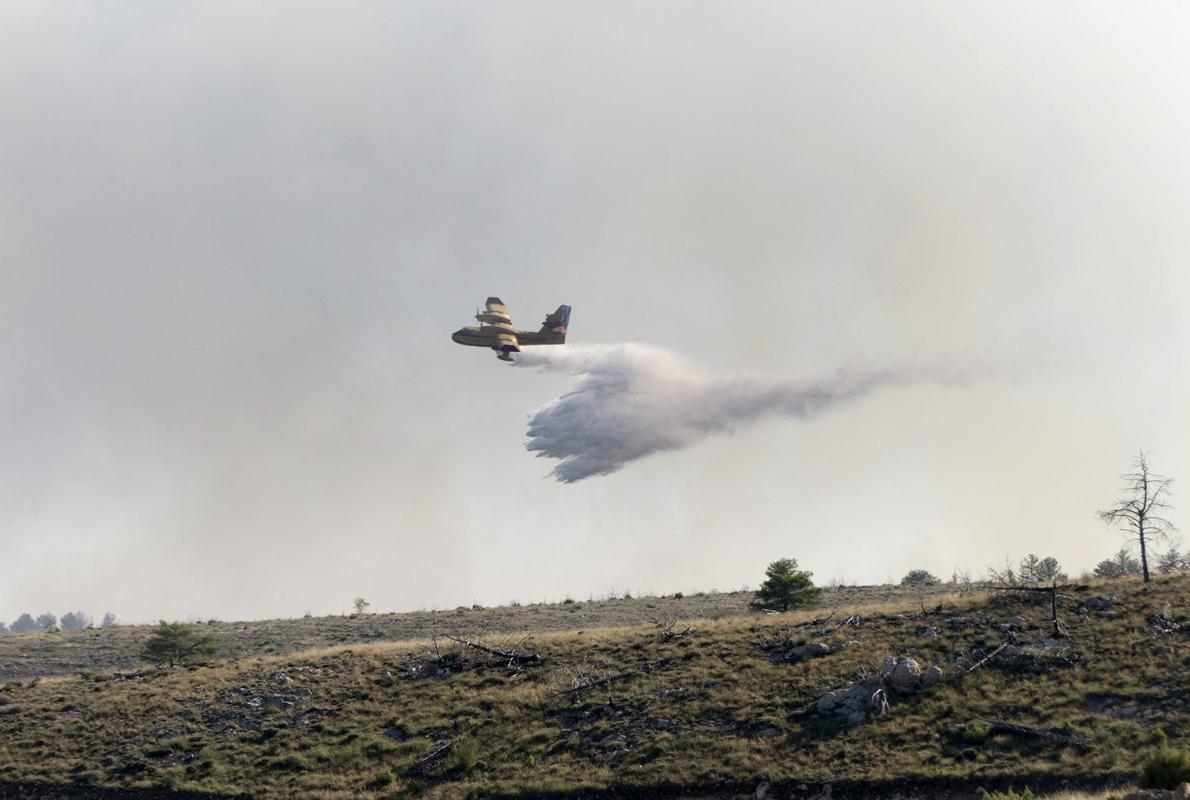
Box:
[0,576,1187,799]
[0,584,958,681]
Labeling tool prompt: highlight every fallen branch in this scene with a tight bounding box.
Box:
[437,634,541,668]
[966,643,1009,673]
[808,608,839,626]
[557,663,657,696]
[980,718,1088,747]
[662,623,692,641]
[988,582,1075,638]
[754,628,795,653]
[1147,613,1181,635]
[408,737,457,776]
[652,616,692,641]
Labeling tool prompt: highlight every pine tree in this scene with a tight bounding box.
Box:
[1034,556,1065,582]
[1020,554,1065,582]
[1156,547,1188,574]
[140,622,218,668]
[60,611,91,631]
[751,559,821,611]
[10,613,37,632]
[1093,548,1142,578]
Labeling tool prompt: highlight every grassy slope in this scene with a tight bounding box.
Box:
[0,576,1186,799]
[0,585,957,681]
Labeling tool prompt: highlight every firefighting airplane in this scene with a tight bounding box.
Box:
[449,296,571,361]
[451,298,571,362]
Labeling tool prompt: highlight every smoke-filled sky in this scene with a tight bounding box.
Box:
[2,2,1189,624]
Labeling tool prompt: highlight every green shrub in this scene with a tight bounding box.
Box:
[139,622,218,667]
[962,721,990,744]
[452,738,480,771]
[1139,734,1190,789]
[267,754,307,772]
[980,788,1034,800]
[365,768,394,789]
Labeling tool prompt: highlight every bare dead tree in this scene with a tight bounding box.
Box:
[986,559,1019,587]
[1098,451,1176,583]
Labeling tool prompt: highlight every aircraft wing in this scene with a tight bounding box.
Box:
[475,296,519,359]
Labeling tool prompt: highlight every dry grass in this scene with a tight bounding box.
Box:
[0,583,962,681]
[0,576,1186,799]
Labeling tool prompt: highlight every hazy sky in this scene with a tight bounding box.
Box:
[2,2,1188,623]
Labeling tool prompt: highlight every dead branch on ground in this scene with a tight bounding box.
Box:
[966,643,1010,673]
[556,662,662,696]
[408,737,457,776]
[436,633,541,669]
[659,617,692,641]
[977,718,1088,747]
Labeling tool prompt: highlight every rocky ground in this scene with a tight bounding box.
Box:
[0,583,961,681]
[0,576,1186,799]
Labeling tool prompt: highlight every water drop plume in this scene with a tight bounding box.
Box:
[513,344,967,483]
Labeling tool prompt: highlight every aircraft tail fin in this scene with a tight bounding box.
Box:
[539,305,571,339]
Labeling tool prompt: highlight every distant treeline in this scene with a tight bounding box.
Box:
[1,611,116,633]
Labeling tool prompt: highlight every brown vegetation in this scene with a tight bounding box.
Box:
[0,577,1185,799]
[0,584,958,682]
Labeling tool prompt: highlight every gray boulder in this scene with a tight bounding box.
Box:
[813,655,942,727]
[888,658,922,695]
[789,643,831,661]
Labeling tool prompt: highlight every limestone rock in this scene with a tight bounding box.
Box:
[598,733,626,749]
[1124,790,1175,800]
[789,643,831,661]
[813,655,942,727]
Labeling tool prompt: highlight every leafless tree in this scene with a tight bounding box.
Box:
[986,559,1018,587]
[1098,451,1176,584]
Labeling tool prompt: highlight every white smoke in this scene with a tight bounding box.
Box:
[514,344,968,483]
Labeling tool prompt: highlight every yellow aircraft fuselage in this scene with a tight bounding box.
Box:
[452,298,571,361]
